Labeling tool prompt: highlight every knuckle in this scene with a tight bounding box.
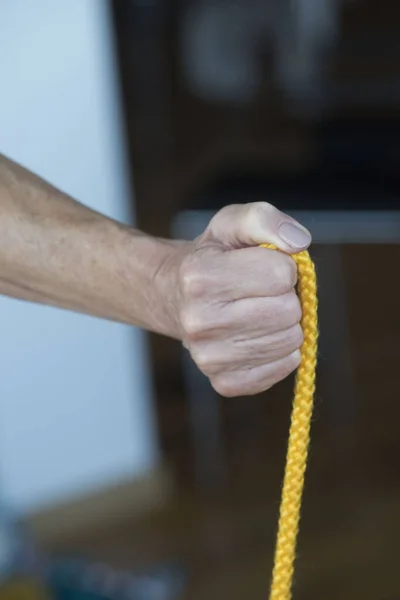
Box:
[270,255,297,295]
[270,350,301,387]
[211,376,238,398]
[191,347,213,372]
[252,201,274,216]
[208,203,241,231]
[288,349,302,371]
[283,292,302,326]
[290,324,304,350]
[180,308,204,338]
[241,205,256,233]
[244,201,273,230]
[283,256,298,288]
[179,257,206,299]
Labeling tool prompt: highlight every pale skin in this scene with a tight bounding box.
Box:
[0,154,312,397]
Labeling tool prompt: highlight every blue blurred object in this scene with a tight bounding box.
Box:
[1,539,186,600]
[47,557,186,600]
[0,505,186,600]
[0,503,30,581]
[0,497,186,600]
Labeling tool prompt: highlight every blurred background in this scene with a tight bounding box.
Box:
[0,0,399,599]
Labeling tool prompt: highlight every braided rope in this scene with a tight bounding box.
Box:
[261,245,318,600]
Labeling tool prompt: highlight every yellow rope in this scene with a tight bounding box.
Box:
[261,244,318,600]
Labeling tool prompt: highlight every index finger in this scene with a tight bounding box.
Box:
[205,245,297,302]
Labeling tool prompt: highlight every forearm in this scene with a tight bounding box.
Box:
[0,154,184,338]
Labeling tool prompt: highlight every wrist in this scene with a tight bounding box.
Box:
[146,236,191,340]
[116,224,190,339]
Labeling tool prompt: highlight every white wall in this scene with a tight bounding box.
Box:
[0,0,159,515]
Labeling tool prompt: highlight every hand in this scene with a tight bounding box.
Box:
[173,202,311,397]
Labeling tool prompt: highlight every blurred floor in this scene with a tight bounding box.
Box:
[42,244,400,600]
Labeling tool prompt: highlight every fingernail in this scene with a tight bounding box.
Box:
[278,222,311,248]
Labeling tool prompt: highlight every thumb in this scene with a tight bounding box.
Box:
[199,202,312,254]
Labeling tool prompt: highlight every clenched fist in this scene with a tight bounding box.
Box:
[171,202,311,397]
[0,158,311,389]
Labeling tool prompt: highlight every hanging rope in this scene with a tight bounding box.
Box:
[261,244,318,600]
